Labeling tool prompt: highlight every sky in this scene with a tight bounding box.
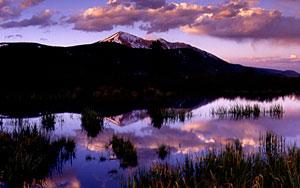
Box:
[0,0,300,71]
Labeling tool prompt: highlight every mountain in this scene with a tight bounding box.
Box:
[100,32,230,63]
[0,31,299,97]
[100,31,192,49]
[99,32,300,77]
[0,31,300,113]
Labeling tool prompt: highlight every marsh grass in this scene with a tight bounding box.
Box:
[81,109,104,137]
[109,135,138,168]
[99,156,107,162]
[148,108,192,129]
[211,104,284,120]
[157,144,170,160]
[0,126,75,188]
[85,155,95,161]
[41,113,56,131]
[125,132,300,188]
[268,104,284,119]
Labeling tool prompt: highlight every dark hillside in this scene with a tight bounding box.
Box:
[0,41,299,114]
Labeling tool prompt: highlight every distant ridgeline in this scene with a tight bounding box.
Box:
[0,32,299,112]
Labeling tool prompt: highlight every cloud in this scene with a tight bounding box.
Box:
[68,5,143,31]
[68,3,207,32]
[178,2,300,43]
[5,34,22,39]
[140,3,208,33]
[0,0,44,22]
[233,56,300,64]
[273,0,300,4]
[182,8,300,43]
[40,37,47,41]
[0,0,20,21]
[20,0,44,9]
[0,9,56,28]
[67,0,300,43]
[108,0,166,9]
[230,56,300,72]
[0,0,9,8]
[289,54,298,61]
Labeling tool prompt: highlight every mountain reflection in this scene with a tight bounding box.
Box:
[0,126,75,188]
[0,95,300,187]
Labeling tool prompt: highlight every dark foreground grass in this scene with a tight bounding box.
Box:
[0,127,75,188]
[125,132,300,188]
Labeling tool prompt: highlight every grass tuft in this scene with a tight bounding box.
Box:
[157,144,170,160]
[109,135,138,168]
[148,108,192,129]
[211,104,284,120]
[0,126,75,187]
[81,109,104,137]
[125,132,300,188]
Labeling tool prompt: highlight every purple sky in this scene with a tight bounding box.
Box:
[0,0,300,71]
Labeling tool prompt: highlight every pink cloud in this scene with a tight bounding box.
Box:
[0,9,56,28]
[68,3,208,32]
[182,8,300,42]
[230,56,300,72]
[108,0,166,9]
[0,0,20,22]
[68,5,143,32]
[0,0,44,23]
[66,0,300,43]
[20,0,45,9]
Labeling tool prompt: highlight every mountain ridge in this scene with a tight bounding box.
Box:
[0,31,299,78]
[100,31,193,50]
[0,31,300,111]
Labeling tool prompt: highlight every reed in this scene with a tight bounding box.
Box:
[125,132,300,188]
[41,113,56,131]
[0,126,75,188]
[211,103,283,119]
[157,144,170,160]
[148,108,192,129]
[109,135,138,168]
[81,109,104,137]
[268,104,284,119]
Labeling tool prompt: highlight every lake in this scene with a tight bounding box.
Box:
[1,95,300,187]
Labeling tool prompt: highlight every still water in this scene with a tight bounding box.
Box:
[1,95,300,187]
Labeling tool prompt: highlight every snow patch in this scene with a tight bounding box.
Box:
[102,32,152,49]
[101,31,192,50]
[0,44,8,48]
[100,31,220,60]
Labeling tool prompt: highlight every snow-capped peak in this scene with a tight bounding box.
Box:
[100,31,192,49]
[102,31,152,49]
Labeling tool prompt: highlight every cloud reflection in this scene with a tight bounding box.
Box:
[2,95,300,187]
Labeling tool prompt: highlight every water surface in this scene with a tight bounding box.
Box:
[1,95,300,187]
